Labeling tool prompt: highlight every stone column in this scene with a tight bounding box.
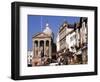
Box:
[49,40,51,59]
[33,40,36,57]
[44,40,46,56]
[33,40,35,57]
[38,40,40,57]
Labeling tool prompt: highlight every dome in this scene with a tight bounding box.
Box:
[43,23,52,36]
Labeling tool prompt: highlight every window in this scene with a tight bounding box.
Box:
[70,34,76,42]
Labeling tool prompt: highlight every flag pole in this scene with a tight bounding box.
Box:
[41,16,42,32]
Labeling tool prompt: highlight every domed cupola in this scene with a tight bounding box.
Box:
[43,23,52,36]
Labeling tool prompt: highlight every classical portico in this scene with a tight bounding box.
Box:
[32,34,52,59]
[32,33,52,66]
[32,23,53,66]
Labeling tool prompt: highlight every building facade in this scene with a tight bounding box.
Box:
[80,17,88,64]
[56,17,88,65]
[28,17,87,66]
[27,50,33,66]
[32,23,53,66]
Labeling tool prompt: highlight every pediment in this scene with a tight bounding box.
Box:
[33,32,51,38]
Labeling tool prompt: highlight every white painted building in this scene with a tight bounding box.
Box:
[56,17,88,64]
[80,19,87,44]
[56,33,60,52]
[27,50,33,65]
[66,31,76,52]
[56,19,87,52]
[56,22,77,52]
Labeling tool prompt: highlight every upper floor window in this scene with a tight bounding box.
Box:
[70,34,76,42]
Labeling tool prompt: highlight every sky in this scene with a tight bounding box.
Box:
[28,15,80,50]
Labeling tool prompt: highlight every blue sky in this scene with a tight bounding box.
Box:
[28,15,80,50]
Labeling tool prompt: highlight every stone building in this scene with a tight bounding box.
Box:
[32,23,53,66]
[56,17,88,65]
[28,17,87,66]
[56,22,76,53]
[80,17,88,64]
[27,50,33,66]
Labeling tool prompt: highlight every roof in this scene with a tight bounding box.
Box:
[32,32,51,39]
[59,22,77,33]
[68,24,75,28]
[43,23,52,36]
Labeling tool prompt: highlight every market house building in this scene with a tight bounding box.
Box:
[32,23,53,66]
